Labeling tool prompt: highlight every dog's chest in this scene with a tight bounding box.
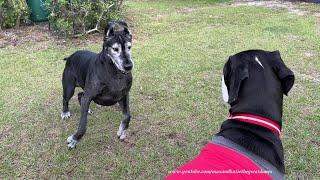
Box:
[103,81,129,96]
[93,76,131,105]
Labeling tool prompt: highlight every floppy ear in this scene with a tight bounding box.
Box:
[223,56,249,104]
[271,51,295,95]
[105,21,115,37]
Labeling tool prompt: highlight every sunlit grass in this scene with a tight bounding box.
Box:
[0,0,319,179]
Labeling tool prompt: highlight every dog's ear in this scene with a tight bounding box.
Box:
[123,26,132,37]
[118,20,128,28]
[223,55,249,104]
[118,20,132,37]
[271,51,295,95]
[105,21,115,37]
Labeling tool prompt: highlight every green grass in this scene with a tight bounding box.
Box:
[0,0,319,179]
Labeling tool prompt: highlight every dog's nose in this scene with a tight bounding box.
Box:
[124,63,133,71]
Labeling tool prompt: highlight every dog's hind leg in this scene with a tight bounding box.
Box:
[61,69,76,119]
[117,94,131,141]
[78,92,93,115]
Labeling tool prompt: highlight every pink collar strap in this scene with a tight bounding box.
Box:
[228,113,281,137]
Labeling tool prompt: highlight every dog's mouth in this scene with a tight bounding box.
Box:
[109,55,132,74]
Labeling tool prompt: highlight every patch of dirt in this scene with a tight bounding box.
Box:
[0,23,103,50]
[310,139,320,147]
[177,7,196,14]
[304,52,314,57]
[295,71,320,83]
[165,131,187,147]
[0,24,49,49]
[0,126,13,142]
[233,0,317,17]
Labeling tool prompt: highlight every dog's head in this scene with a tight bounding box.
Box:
[103,21,133,73]
[221,50,294,123]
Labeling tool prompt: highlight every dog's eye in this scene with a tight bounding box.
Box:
[128,46,131,50]
[113,47,119,52]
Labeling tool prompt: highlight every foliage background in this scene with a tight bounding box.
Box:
[0,0,124,36]
[0,0,30,29]
[46,0,124,36]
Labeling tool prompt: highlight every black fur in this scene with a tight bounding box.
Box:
[62,21,133,146]
[219,50,294,173]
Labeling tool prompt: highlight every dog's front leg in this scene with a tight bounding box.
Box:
[67,94,92,149]
[117,94,131,141]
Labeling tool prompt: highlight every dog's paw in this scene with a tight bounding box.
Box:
[67,135,78,149]
[117,123,127,141]
[118,130,127,141]
[88,109,93,115]
[61,111,71,119]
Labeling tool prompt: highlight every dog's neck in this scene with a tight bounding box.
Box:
[227,113,281,136]
[220,94,285,172]
[218,117,285,173]
[224,93,285,172]
[229,85,284,128]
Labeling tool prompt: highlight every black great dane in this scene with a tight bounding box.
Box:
[61,21,133,149]
[167,50,294,180]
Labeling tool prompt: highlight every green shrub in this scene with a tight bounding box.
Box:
[46,0,124,36]
[0,0,30,29]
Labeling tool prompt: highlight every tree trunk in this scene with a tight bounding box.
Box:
[15,13,21,28]
[0,9,2,31]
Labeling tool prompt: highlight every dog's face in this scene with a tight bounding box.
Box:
[221,50,294,109]
[103,21,133,73]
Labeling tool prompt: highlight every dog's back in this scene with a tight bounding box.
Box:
[63,50,97,88]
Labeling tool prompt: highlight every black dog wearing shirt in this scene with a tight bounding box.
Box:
[167,50,294,179]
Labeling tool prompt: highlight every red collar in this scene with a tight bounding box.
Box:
[228,113,281,137]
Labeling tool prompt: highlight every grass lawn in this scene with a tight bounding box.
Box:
[0,0,319,179]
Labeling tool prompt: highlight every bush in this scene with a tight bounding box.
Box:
[46,0,124,36]
[0,0,30,29]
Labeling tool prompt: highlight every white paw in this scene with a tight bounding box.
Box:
[119,130,127,140]
[117,123,127,140]
[61,111,71,119]
[67,135,78,149]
